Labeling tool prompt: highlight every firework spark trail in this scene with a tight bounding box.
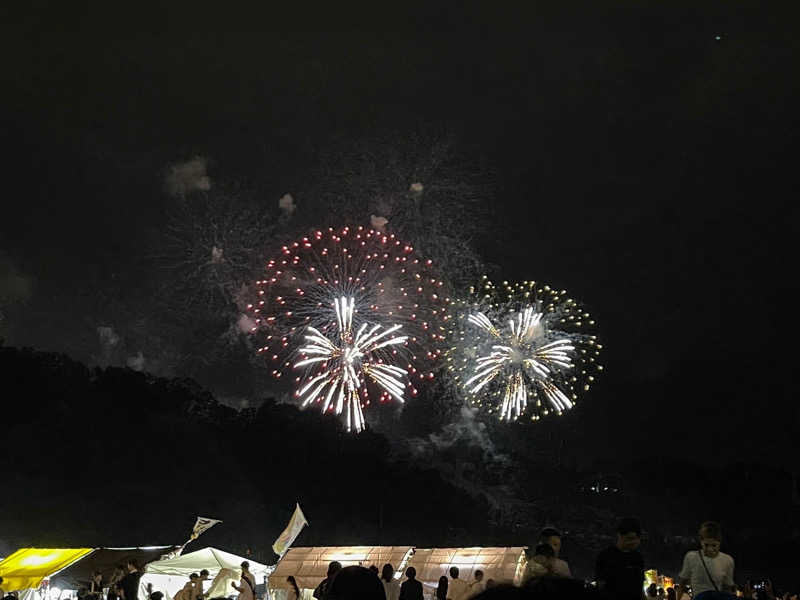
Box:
[294,295,409,432]
[448,278,602,421]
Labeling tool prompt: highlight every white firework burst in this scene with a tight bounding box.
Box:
[447,279,602,422]
[465,307,576,420]
[295,296,410,431]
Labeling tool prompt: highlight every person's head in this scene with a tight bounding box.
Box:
[405,567,416,580]
[190,574,199,582]
[327,561,342,578]
[327,566,385,600]
[532,543,555,570]
[127,560,139,573]
[368,566,379,576]
[150,592,164,600]
[539,527,562,557]
[657,588,664,598]
[92,571,102,582]
[449,567,460,580]
[616,517,642,552]
[698,521,722,558]
[199,570,209,580]
[474,570,484,582]
[381,564,394,583]
[241,561,250,572]
[666,588,676,600]
[647,583,658,598]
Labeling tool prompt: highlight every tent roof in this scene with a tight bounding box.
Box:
[404,547,528,587]
[51,547,178,590]
[0,548,93,591]
[144,548,270,578]
[268,547,414,591]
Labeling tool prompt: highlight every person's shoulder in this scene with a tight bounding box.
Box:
[720,552,734,564]
[627,549,644,564]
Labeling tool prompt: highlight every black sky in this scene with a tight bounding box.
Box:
[2,4,798,468]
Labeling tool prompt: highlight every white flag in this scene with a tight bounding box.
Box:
[272,504,309,556]
[191,516,223,540]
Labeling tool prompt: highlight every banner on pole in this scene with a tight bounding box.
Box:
[191,516,223,540]
[164,516,223,558]
[272,504,309,556]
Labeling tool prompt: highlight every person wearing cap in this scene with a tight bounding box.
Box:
[539,527,572,577]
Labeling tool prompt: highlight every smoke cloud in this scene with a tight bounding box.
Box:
[97,326,120,347]
[0,253,32,303]
[127,352,146,371]
[237,314,256,334]
[165,157,212,197]
[406,406,508,464]
[279,193,296,217]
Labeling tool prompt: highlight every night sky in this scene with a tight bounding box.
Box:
[2,5,798,472]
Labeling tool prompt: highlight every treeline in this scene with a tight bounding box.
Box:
[0,345,494,564]
[2,344,797,584]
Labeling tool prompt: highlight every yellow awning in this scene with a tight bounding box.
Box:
[0,548,93,590]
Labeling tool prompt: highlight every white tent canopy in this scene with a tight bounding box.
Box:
[267,546,413,597]
[404,547,528,594]
[140,548,271,600]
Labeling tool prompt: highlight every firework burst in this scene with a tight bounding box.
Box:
[295,296,410,431]
[447,278,602,421]
[247,225,449,426]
